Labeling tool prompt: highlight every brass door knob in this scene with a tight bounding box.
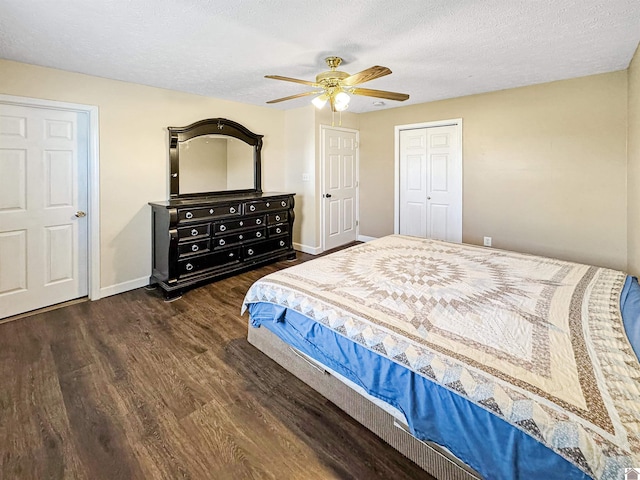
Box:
[75,211,86,217]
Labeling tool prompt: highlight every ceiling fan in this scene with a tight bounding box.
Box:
[265,56,410,112]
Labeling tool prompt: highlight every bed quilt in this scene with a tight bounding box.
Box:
[242,235,640,479]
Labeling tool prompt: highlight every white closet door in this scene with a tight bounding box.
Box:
[399,125,462,242]
[399,129,428,237]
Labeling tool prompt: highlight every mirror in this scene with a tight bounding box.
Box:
[179,135,255,194]
[169,118,263,198]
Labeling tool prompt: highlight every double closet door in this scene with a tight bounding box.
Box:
[398,124,462,243]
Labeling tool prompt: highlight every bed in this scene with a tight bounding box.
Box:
[241,235,640,479]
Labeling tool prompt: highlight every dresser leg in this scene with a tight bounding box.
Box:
[164,294,183,303]
[161,287,183,302]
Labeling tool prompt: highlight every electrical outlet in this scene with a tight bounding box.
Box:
[302,173,310,182]
[483,236,492,247]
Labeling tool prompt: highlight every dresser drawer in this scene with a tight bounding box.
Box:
[243,238,289,259]
[268,224,289,237]
[267,211,288,225]
[212,228,267,249]
[177,223,210,240]
[244,198,290,214]
[177,249,240,277]
[214,216,265,234]
[177,203,241,223]
[178,239,210,257]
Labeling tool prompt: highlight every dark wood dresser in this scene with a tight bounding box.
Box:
[150,192,295,299]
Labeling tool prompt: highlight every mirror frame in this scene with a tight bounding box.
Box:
[168,118,263,198]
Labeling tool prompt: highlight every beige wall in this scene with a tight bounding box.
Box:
[0,59,285,293]
[628,45,640,275]
[284,105,316,249]
[1,56,635,294]
[359,72,628,270]
[282,105,360,252]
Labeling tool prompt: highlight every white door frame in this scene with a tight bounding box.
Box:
[320,124,360,252]
[394,118,463,236]
[0,94,101,301]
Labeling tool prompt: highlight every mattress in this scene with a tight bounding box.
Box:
[242,235,640,479]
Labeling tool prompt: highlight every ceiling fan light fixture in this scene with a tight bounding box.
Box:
[312,93,329,109]
[334,91,350,111]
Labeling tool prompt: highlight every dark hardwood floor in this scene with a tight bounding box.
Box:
[0,249,434,479]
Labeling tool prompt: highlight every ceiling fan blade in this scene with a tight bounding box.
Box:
[343,66,392,86]
[266,91,319,104]
[265,75,319,87]
[351,87,409,101]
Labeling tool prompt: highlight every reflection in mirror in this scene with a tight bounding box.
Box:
[178,135,255,194]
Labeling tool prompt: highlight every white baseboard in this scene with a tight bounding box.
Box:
[357,235,378,242]
[98,276,150,300]
[294,243,323,255]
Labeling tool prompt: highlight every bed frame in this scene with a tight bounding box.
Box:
[248,325,481,480]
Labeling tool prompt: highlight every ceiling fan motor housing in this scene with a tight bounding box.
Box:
[316,69,349,87]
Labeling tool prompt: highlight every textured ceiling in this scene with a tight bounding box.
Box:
[1,0,639,113]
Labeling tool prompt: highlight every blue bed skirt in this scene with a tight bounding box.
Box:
[247,276,640,480]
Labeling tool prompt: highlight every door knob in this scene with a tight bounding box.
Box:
[324,193,332,198]
[75,211,86,218]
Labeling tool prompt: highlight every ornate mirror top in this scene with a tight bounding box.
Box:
[169,118,263,198]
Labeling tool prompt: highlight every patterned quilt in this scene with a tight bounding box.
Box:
[242,235,640,479]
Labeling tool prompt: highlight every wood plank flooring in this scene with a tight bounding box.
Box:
[0,249,434,479]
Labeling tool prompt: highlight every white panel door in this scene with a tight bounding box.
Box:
[399,124,462,242]
[322,127,358,251]
[399,129,427,237]
[0,103,87,319]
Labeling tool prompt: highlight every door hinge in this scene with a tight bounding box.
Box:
[354,141,359,148]
[356,220,359,226]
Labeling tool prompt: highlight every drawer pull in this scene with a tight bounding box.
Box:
[280,240,286,247]
[191,244,199,252]
[250,205,256,212]
[185,211,193,219]
[229,252,234,257]
[185,263,194,271]
[275,215,281,221]
[239,234,244,240]
[276,228,282,234]
[266,202,270,207]
[240,221,244,226]
[247,249,254,256]
[230,207,236,214]
[220,225,227,232]
[256,231,262,238]
[281,201,287,207]
[219,239,226,246]
[256,219,262,225]
[209,209,214,214]
[191,229,198,236]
